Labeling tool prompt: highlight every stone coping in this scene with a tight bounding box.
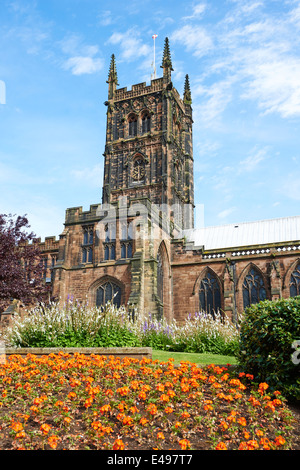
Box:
[4,347,152,360]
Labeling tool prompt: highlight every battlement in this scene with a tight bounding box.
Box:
[114,77,164,101]
[65,204,102,225]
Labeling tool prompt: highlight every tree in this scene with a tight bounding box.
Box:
[0,213,49,312]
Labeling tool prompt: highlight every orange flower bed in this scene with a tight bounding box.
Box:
[0,352,297,450]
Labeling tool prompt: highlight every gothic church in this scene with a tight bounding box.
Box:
[38,38,300,324]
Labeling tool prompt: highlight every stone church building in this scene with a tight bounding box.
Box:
[39,38,300,324]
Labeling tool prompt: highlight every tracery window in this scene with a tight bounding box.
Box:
[128,114,138,137]
[82,225,94,263]
[96,281,122,308]
[141,111,151,133]
[290,262,300,297]
[242,267,267,309]
[199,271,221,317]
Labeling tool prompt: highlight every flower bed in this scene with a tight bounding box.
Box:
[0,352,298,450]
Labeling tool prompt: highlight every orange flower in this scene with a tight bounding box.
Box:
[164,406,173,414]
[246,440,259,450]
[138,391,147,400]
[156,383,165,392]
[216,442,227,450]
[11,421,23,433]
[260,438,272,450]
[100,404,111,414]
[48,435,59,449]
[174,421,182,429]
[180,411,191,420]
[146,403,158,415]
[157,432,165,440]
[179,439,191,450]
[67,391,76,400]
[139,417,149,426]
[219,420,228,431]
[63,417,71,425]
[237,417,247,427]
[122,416,134,426]
[255,429,264,437]
[40,423,51,435]
[258,382,269,395]
[274,436,285,447]
[113,439,125,450]
[117,386,130,396]
[160,393,170,403]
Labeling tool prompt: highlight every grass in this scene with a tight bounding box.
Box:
[0,351,298,450]
[152,350,238,365]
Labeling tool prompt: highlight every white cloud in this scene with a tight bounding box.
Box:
[239,147,269,172]
[107,29,151,62]
[63,56,104,75]
[217,207,236,219]
[183,3,206,20]
[171,24,213,58]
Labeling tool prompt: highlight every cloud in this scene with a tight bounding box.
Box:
[183,3,206,21]
[63,56,104,75]
[59,34,104,75]
[170,24,213,58]
[217,207,236,219]
[107,29,151,62]
[239,146,269,172]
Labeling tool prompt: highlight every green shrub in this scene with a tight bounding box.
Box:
[237,297,300,401]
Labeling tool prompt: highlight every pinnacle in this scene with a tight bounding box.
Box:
[183,74,192,104]
[161,37,173,70]
[107,54,118,84]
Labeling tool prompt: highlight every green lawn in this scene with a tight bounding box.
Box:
[152,349,238,365]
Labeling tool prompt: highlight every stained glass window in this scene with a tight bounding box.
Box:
[290,262,300,297]
[96,281,122,308]
[243,267,267,309]
[157,251,163,303]
[199,271,221,316]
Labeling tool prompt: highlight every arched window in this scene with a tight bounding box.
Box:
[96,281,122,308]
[141,111,151,133]
[157,250,163,304]
[128,114,138,137]
[243,267,267,309]
[199,271,221,317]
[290,262,300,297]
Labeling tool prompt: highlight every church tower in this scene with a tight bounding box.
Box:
[102,37,194,232]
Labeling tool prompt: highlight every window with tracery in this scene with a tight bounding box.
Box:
[199,271,221,316]
[82,225,94,263]
[141,111,151,133]
[290,262,300,297]
[128,114,138,137]
[243,267,267,309]
[96,281,122,308]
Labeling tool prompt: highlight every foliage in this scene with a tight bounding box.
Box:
[237,297,300,401]
[4,298,141,348]
[0,213,48,312]
[4,299,240,356]
[0,353,296,450]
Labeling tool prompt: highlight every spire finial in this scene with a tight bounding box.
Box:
[107,54,118,85]
[183,74,192,105]
[161,37,173,71]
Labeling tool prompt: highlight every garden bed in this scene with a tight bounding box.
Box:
[0,351,299,450]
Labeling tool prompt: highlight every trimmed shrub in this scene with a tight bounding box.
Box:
[237,297,300,401]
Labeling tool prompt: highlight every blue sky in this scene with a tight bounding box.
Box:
[1,0,300,240]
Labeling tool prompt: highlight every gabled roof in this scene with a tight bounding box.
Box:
[183,216,300,251]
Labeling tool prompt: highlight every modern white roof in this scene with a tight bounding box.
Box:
[183,216,300,251]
